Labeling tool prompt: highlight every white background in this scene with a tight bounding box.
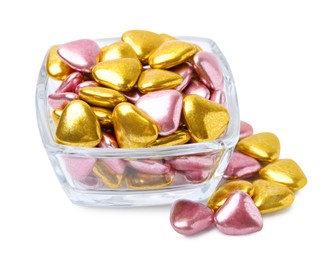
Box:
[1,0,332,259]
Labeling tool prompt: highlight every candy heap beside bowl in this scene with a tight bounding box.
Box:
[36,30,240,207]
[170,123,307,236]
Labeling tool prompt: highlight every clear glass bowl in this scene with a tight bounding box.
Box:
[36,36,240,207]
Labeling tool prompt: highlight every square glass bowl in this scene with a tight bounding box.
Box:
[36,36,240,207]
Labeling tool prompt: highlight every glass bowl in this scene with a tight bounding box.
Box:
[36,36,240,207]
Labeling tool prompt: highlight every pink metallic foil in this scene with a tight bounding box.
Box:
[123,88,144,103]
[55,72,83,93]
[127,160,171,174]
[74,80,99,94]
[193,51,224,90]
[62,156,96,181]
[210,90,226,106]
[75,175,104,189]
[214,190,263,235]
[98,132,126,174]
[170,199,214,236]
[48,92,79,109]
[239,121,254,139]
[136,89,183,136]
[182,169,210,183]
[57,39,100,73]
[223,152,261,180]
[168,156,214,171]
[171,62,193,91]
[184,79,210,99]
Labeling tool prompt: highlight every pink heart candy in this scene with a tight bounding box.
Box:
[210,90,226,106]
[48,92,79,109]
[173,173,189,185]
[239,121,254,139]
[170,199,214,236]
[55,72,83,93]
[171,62,193,91]
[62,156,96,181]
[127,160,171,174]
[136,89,183,136]
[123,88,144,104]
[223,152,261,180]
[184,79,210,99]
[98,132,118,148]
[74,80,100,94]
[182,169,210,183]
[98,132,126,174]
[193,51,224,90]
[168,156,214,171]
[214,190,263,235]
[57,39,100,73]
[74,175,104,189]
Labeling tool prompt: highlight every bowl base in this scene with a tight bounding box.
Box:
[61,177,222,207]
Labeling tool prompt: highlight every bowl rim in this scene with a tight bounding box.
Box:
[36,36,240,158]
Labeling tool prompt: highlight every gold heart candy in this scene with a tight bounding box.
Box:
[91,107,113,128]
[52,106,113,129]
[207,180,254,212]
[252,179,294,214]
[92,58,142,92]
[183,95,229,142]
[138,69,183,93]
[126,172,174,190]
[152,130,191,147]
[55,100,102,147]
[52,108,63,125]
[112,102,158,148]
[98,42,138,62]
[259,159,307,191]
[122,30,164,63]
[46,45,73,80]
[79,86,126,108]
[237,132,280,162]
[148,40,198,69]
[93,160,123,189]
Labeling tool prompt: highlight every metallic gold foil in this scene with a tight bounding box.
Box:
[98,42,138,62]
[148,40,198,69]
[152,130,191,147]
[55,100,102,147]
[46,45,73,80]
[237,132,280,163]
[79,86,126,109]
[252,179,294,214]
[122,30,164,63]
[259,159,307,191]
[92,58,142,92]
[93,160,123,189]
[138,69,183,93]
[126,172,174,189]
[183,95,229,142]
[207,180,254,212]
[112,102,158,148]
[52,108,63,124]
[91,107,113,128]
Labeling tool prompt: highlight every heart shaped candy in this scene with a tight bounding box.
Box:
[183,95,229,142]
[55,100,102,147]
[193,51,224,90]
[214,190,263,235]
[57,39,100,73]
[223,152,261,180]
[170,200,214,236]
[136,89,183,136]
[237,132,280,162]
